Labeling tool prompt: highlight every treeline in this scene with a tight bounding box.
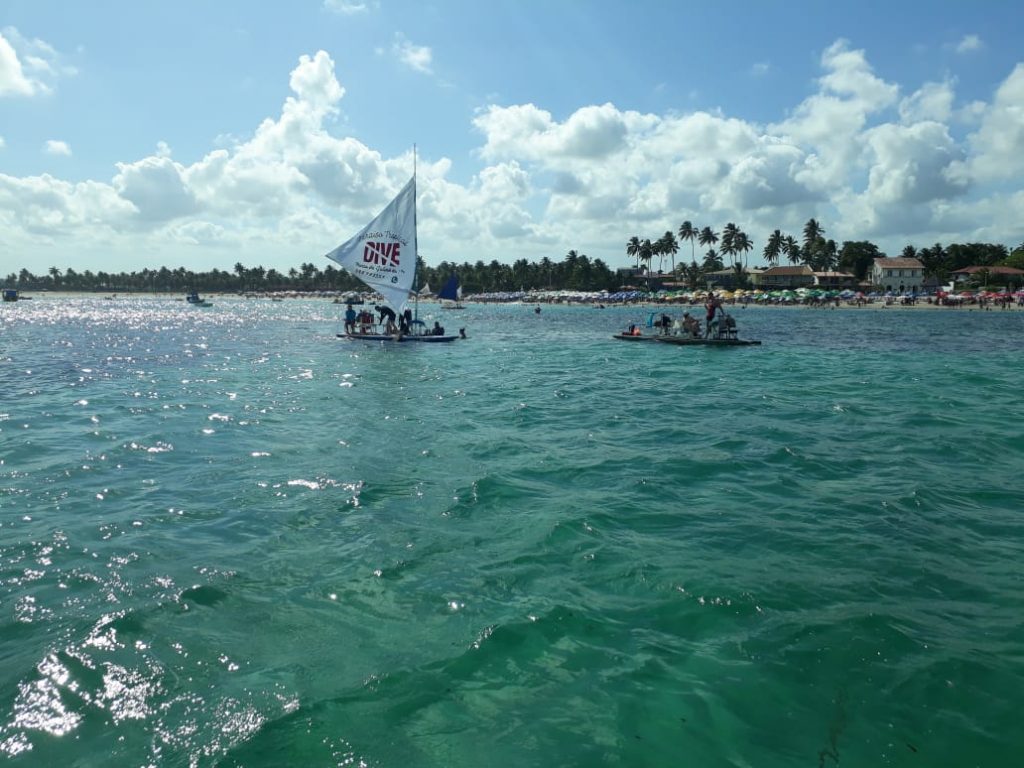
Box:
[6,236,1022,294]
[4,252,621,294]
[627,217,1024,288]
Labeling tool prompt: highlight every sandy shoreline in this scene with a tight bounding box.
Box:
[7,291,1023,312]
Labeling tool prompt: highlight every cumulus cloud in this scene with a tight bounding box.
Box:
[0,27,73,96]
[113,155,198,222]
[44,139,71,156]
[392,34,432,74]
[899,81,954,124]
[771,40,899,194]
[2,39,1023,272]
[955,34,983,54]
[0,30,35,95]
[475,102,635,162]
[0,173,135,236]
[967,63,1024,181]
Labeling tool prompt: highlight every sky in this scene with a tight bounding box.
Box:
[1,0,1023,276]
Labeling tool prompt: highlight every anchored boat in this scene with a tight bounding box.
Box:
[323,154,463,343]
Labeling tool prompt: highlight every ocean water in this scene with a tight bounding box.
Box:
[1,296,1022,767]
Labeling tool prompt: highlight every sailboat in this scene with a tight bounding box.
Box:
[324,169,461,343]
[437,275,465,309]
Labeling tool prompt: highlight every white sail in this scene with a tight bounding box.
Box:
[324,176,418,311]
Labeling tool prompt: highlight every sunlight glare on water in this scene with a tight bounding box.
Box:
[1,295,1023,767]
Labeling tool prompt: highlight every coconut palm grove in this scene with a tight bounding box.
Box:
[6,220,1024,295]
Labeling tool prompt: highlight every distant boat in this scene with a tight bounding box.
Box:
[437,276,465,309]
[323,161,462,343]
[2,288,19,302]
[186,291,212,307]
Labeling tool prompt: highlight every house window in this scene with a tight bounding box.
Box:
[886,270,893,277]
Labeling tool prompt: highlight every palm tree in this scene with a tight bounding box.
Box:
[698,226,719,251]
[660,231,679,276]
[626,236,642,269]
[651,241,667,278]
[802,218,826,267]
[901,245,918,259]
[763,229,783,267]
[721,223,739,265]
[733,230,752,269]
[639,239,654,278]
[678,221,697,268]
[823,239,838,271]
[783,235,801,265]
[803,219,824,252]
[702,248,724,272]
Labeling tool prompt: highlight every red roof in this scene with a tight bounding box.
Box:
[874,257,924,268]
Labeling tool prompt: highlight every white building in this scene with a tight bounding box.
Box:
[871,257,924,293]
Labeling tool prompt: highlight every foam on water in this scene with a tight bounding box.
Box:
[1,296,1022,766]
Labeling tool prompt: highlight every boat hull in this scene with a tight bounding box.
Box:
[655,336,761,346]
[612,333,661,341]
[338,333,459,343]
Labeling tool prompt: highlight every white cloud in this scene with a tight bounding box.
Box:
[0,173,136,236]
[2,39,1024,273]
[771,39,899,192]
[0,30,35,95]
[967,64,1024,181]
[44,139,71,156]
[899,81,954,124]
[113,155,198,222]
[474,102,638,162]
[0,136,5,149]
[955,34,983,54]
[0,27,73,96]
[323,0,372,14]
[751,62,770,77]
[392,34,432,74]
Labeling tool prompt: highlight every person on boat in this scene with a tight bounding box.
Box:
[375,304,396,326]
[659,312,672,335]
[682,312,701,338]
[704,293,721,338]
[459,328,467,339]
[432,321,445,336]
[709,303,728,338]
[400,308,412,334]
[344,303,357,334]
[358,309,374,333]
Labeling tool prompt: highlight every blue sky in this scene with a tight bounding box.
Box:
[2,0,1023,276]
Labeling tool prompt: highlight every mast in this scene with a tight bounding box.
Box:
[413,144,419,322]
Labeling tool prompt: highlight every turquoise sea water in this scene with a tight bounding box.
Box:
[1,297,1022,767]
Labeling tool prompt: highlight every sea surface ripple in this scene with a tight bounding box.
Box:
[1,296,1022,767]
